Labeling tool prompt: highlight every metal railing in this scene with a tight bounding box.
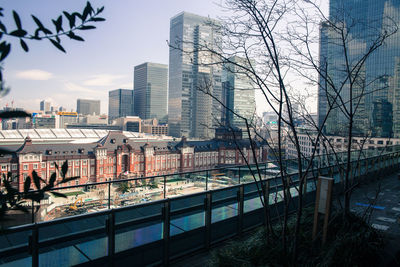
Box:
[1,147,400,266]
[4,144,400,228]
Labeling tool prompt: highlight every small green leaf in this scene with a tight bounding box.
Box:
[31,15,44,29]
[72,12,83,21]
[62,160,68,177]
[9,29,27,37]
[49,172,56,187]
[97,6,105,14]
[78,25,96,30]
[63,11,75,28]
[49,39,66,53]
[32,171,41,190]
[24,176,31,193]
[12,10,22,29]
[0,21,7,33]
[20,39,28,52]
[32,16,52,35]
[82,2,94,21]
[67,32,84,41]
[0,41,10,61]
[52,15,63,33]
[90,17,105,22]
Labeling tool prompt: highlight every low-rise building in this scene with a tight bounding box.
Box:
[0,131,268,192]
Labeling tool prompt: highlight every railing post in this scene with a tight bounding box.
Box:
[238,166,241,184]
[106,211,115,265]
[237,185,244,235]
[31,199,35,224]
[206,170,209,191]
[163,199,171,266]
[108,182,111,209]
[263,180,270,226]
[163,176,167,198]
[205,192,212,250]
[29,224,39,267]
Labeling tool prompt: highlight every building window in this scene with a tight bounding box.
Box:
[100,167,103,175]
[75,168,80,176]
[41,162,46,168]
[82,168,87,176]
[82,160,87,165]
[23,164,28,170]
[90,167,95,175]
[100,159,103,165]
[75,180,79,185]
[12,164,17,170]
[23,173,28,181]
[90,159,95,165]
[1,165,6,171]
[41,171,46,178]
[33,163,38,169]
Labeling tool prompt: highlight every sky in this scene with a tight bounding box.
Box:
[0,1,327,116]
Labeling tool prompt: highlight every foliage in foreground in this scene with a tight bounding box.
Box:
[211,209,385,267]
[0,160,79,222]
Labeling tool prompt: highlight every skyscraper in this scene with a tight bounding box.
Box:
[168,12,222,139]
[40,100,51,112]
[222,56,256,136]
[318,0,400,138]
[108,89,134,122]
[76,99,101,115]
[134,62,168,121]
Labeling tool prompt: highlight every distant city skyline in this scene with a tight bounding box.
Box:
[0,1,229,115]
[0,1,329,117]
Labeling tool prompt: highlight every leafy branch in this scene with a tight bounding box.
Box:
[0,160,79,221]
[0,1,105,94]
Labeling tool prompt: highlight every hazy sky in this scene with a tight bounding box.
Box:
[0,1,327,115]
[1,0,228,114]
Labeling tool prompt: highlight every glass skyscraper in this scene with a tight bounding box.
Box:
[134,62,168,122]
[168,12,222,139]
[222,56,256,137]
[108,89,134,122]
[318,0,400,138]
[76,99,100,115]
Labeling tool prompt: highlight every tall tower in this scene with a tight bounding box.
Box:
[222,56,256,137]
[318,0,400,138]
[168,12,222,139]
[108,89,134,122]
[134,62,168,121]
[40,100,51,112]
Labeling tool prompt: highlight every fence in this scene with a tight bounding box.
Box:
[1,147,400,266]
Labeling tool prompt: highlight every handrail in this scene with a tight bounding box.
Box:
[0,149,398,266]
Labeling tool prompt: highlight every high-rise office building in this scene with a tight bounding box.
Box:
[40,100,51,112]
[318,0,400,138]
[134,62,168,121]
[222,56,256,136]
[76,99,100,115]
[168,12,222,139]
[108,89,134,122]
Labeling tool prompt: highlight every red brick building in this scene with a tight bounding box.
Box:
[0,131,268,191]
